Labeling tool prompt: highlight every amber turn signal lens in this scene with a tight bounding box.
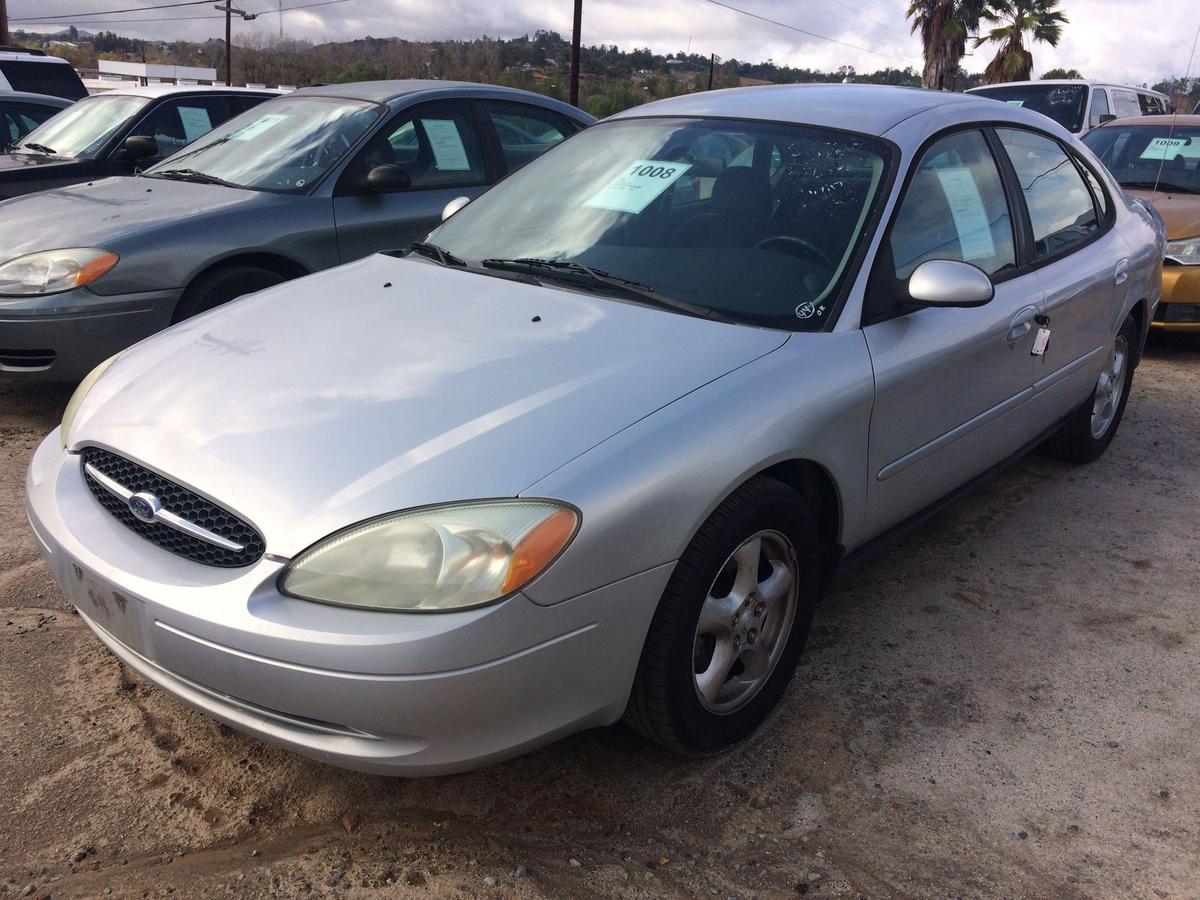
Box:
[502,508,579,594]
[75,251,119,288]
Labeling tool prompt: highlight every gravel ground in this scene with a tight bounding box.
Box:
[1,336,1197,899]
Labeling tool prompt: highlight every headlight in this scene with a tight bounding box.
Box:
[60,353,120,448]
[1165,236,1200,265]
[279,500,580,612]
[0,248,119,297]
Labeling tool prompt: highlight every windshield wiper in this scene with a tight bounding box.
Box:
[408,241,465,267]
[150,168,236,188]
[19,142,55,155]
[480,257,735,324]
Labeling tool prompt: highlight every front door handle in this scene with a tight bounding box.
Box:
[1114,258,1129,286]
[1008,306,1039,344]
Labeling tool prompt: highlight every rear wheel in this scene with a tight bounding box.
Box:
[625,477,820,755]
[1043,313,1138,463]
[173,265,287,323]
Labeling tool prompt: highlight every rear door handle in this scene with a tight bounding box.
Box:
[1008,306,1039,344]
[1114,258,1129,286]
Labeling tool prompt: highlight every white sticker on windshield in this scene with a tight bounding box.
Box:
[232,113,287,141]
[177,105,213,142]
[422,118,471,171]
[584,159,693,214]
[1005,99,1026,107]
[1139,136,1192,159]
[934,166,996,261]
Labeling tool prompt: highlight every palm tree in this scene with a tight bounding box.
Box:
[906,0,988,92]
[977,0,1068,84]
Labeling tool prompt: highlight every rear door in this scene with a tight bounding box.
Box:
[993,127,1123,429]
[862,128,1043,535]
[332,100,492,262]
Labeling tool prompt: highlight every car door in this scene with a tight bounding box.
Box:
[862,128,1044,535]
[993,127,1122,431]
[332,100,493,262]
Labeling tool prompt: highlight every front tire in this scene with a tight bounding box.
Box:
[1043,313,1138,463]
[625,477,820,755]
[173,265,287,323]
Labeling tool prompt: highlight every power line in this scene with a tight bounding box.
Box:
[13,0,350,26]
[11,0,214,21]
[698,0,919,66]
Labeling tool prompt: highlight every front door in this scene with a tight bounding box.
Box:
[332,100,492,262]
[862,128,1043,537]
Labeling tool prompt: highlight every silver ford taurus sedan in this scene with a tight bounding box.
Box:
[27,84,1162,775]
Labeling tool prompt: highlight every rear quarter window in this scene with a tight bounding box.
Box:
[0,61,87,101]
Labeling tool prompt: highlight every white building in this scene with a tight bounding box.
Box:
[97,60,217,86]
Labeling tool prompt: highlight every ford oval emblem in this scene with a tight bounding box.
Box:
[128,492,162,523]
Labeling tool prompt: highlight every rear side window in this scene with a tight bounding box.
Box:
[230,94,273,115]
[483,102,575,173]
[130,96,232,161]
[1138,93,1166,115]
[1112,90,1142,119]
[996,128,1099,259]
[0,60,87,101]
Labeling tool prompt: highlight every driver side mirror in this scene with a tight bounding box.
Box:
[1098,113,1117,125]
[120,135,159,161]
[363,164,411,192]
[908,259,994,308]
[442,196,471,221]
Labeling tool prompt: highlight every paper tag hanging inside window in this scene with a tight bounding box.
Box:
[1031,326,1051,357]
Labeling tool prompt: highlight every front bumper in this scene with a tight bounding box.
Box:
[0,287,180,381]
[1153,266,1200,332]
[26,432,670,775]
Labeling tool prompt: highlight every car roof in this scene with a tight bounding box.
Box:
[0,89,72,107]
[0,51,74,64]
[288,79,593,120]
[1096,113,1200,128]
[606,83,1012,136]
[93,83,283,99]
[968,80,1169,97]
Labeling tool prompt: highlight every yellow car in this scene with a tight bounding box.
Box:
[1083,115,1200,331]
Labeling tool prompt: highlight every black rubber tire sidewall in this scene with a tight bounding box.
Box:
[174,266,286,323]
[626,476,821,755]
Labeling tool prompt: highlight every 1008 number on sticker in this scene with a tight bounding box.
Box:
[584,159,692,214]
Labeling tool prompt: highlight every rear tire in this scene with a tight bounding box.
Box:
[173,265,287,323]
[1043,313,1138,463]
[625,476,820,755]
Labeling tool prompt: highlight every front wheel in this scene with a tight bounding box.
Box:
[173,265,287,323]
[625,477,820,755]
[1043,313,1138,463]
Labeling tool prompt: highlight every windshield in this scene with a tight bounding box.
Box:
[15,93,149,158]
[972,84,1089,133]
[428,117,893,330]
[1083,124,1200,194]
[144,96,382,193]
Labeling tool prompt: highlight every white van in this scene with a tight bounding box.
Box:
[0,47,88,101]
[966,80,1171,135]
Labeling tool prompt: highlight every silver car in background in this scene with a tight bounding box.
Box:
[27,84,1162,775]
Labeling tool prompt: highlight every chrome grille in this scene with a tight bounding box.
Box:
[81,447,265,568]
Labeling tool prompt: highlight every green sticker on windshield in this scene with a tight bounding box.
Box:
[584,159,692,214]
[1140,136,1195,159]
[1005,99,1026,107]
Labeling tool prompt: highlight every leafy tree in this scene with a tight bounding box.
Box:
[1041,66,1082,79]
[977,0,1067,84]
[906,0,989,91]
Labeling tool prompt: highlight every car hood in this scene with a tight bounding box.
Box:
[0,152,85,174]
[70,255,789,558]
[1124,187,1200,240]
[0,176,259,260]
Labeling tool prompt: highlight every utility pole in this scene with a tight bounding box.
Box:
[708,53,715,90]
[569,0,582,107]
[0,0,10,46]
[214,3,256,86]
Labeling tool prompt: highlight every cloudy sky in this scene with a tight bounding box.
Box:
[12,0,1199,86]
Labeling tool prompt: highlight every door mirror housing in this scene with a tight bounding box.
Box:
[1098,113,1117,125]
[364,164,411,192]
[442,195,471,221]
[908,259,994,308]
[121,135,159,161]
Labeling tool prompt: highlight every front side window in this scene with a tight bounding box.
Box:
[145,96,382,193]
[129,95,231,162]
[13,93,149,158]
[1089,89,1110,128]
[428,117,893,330]
[971,84,1088,133]
[342,102,486,192]
[1083,124,1200,195]
[997,128,1099,258]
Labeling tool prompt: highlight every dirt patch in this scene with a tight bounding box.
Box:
[2,337,1198,898]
